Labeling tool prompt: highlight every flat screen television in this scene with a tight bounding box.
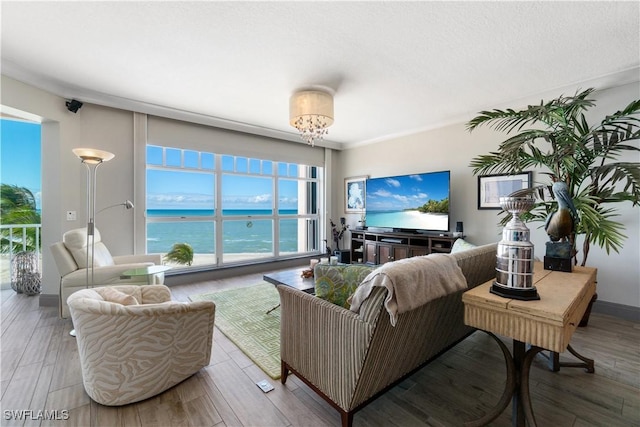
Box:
[365,170,450,233]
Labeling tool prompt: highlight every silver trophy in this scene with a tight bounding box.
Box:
[491,196,540,300]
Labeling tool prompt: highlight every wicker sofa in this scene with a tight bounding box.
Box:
[277,243,497,427]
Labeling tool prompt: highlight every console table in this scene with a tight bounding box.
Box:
[462,262,596,426]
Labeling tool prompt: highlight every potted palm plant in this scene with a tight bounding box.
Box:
[467,88,639,267]
[468,88,639,328]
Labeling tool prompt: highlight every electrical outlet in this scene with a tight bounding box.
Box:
[66,211,77,221]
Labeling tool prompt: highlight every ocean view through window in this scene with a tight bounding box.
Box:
[146,145,321,268]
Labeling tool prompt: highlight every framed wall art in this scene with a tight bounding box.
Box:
[477,172,532,209]
[345,176,367,213]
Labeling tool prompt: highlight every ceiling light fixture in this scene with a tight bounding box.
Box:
[289,89,334,146]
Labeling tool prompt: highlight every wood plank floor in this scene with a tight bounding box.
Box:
[1,270,638,426]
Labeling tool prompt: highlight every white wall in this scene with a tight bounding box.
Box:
[338,82,640,309]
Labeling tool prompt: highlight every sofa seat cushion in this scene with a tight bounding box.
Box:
[314,264,376,308]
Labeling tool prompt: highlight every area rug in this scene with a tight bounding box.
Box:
[190,283,281,379]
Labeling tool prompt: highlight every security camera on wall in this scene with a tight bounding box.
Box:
[66,99,83,113]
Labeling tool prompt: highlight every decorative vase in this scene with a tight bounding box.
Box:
[491,196,540,301]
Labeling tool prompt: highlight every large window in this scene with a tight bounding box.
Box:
[146,145,321,268]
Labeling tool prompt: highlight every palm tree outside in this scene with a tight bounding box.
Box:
[1,184,42,253]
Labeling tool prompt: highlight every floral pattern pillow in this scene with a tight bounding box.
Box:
[314,264,376,308]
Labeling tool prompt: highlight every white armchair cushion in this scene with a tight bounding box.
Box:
[63,228,115,267]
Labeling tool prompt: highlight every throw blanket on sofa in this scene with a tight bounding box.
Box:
[348,254,467,326]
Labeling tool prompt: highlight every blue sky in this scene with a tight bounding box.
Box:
[366,171,449,211]
[1,119,42,208]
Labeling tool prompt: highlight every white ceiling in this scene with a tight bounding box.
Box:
[2,1,639,149]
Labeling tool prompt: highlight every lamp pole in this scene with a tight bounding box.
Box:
[71,148,115,337]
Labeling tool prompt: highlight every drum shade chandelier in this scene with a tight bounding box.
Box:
[289,89,334,146]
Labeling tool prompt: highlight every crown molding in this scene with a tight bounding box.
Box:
[1,60,345,151]
[344,66,640,149]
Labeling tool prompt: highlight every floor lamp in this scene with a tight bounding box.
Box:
[70,148,115,336]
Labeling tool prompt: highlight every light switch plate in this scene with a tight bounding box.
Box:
[66,211,77,221]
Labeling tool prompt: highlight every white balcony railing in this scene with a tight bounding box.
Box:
[0,224,42,287]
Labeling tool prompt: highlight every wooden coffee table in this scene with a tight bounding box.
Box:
[263,267,315,314]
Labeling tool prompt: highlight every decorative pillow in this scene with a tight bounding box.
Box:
[100,288,139,306]
[451,238,477,253]
[314,264,376,309]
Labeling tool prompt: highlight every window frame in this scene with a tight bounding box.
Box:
[145,144,323,270]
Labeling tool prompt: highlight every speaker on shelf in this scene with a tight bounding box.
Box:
[454,221,463,238]
[333,250,351,264]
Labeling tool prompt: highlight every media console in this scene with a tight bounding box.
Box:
[350,230,459,265]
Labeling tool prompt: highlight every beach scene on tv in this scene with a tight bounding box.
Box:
[365,171,450,232]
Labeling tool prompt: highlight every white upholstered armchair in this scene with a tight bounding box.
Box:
[50,227,164,318]
[68,285,215,406]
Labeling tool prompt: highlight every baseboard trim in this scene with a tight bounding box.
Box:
[592,300,640,322]
[39,293,58,308]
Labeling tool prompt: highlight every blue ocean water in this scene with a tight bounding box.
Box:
[146,209,298,254]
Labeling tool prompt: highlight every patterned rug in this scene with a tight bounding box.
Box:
[190,282,281,379]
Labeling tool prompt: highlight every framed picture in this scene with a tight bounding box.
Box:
[345,176,367,213]
[477,172,532,209]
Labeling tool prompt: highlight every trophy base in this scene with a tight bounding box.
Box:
[490,282,540,301]
[544,256,572,272]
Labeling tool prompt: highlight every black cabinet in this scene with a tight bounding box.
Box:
[349,230,458,265]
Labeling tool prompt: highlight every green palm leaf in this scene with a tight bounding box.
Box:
[468,88,640,266]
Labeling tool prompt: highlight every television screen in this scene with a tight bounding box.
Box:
[365,171,450,232]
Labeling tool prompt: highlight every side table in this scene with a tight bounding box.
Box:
[462,262,597,427]
[121,265,172,285]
